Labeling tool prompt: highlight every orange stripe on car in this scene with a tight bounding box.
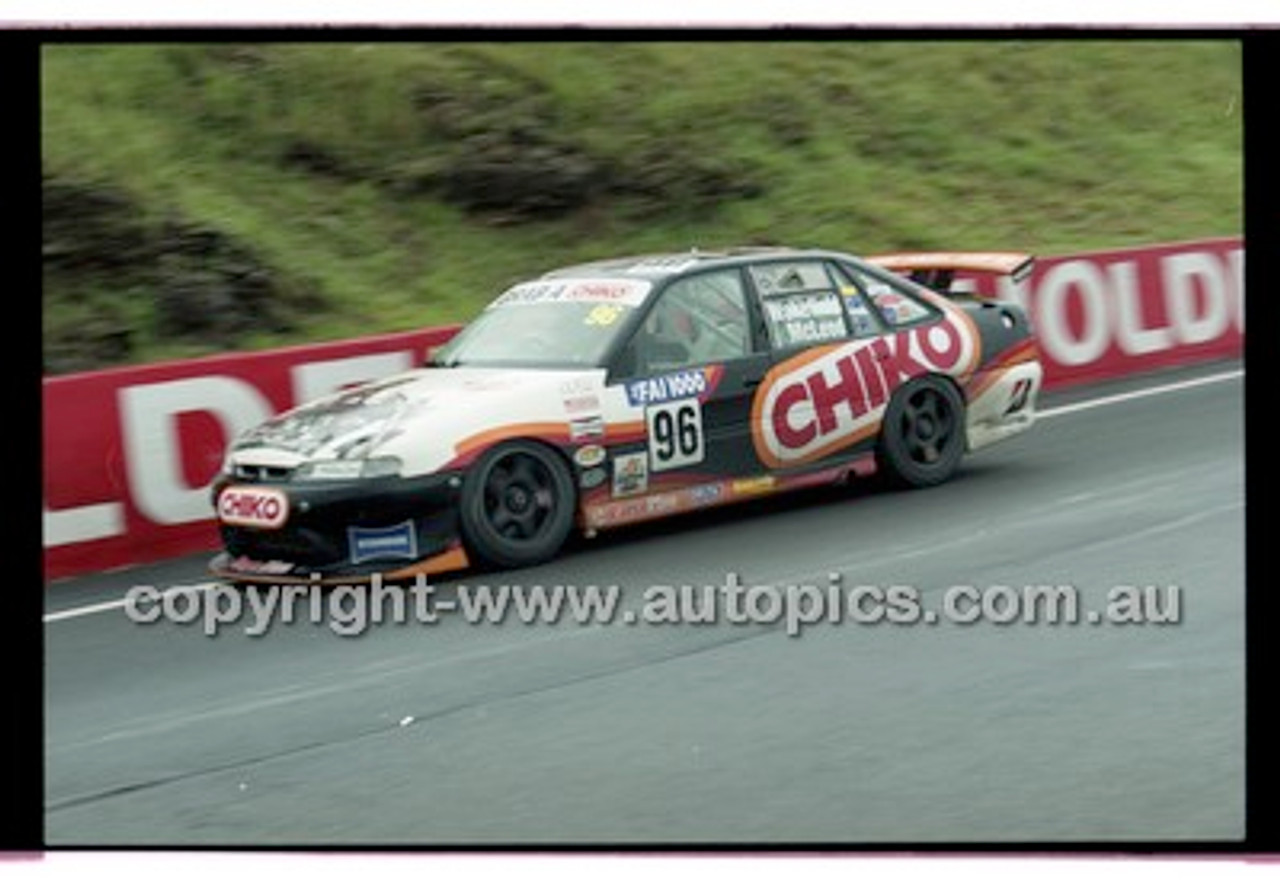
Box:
[384,544,470,580]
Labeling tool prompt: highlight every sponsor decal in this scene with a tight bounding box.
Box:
[573,444,607,468]
[626,256,699,274]
[348,520,418,565]
[646,492,680,516]
[490,278,651,309]
[587,498,651,527]
[588,491,680,527]
[584,304,625,326]
[227,555,294,575]
[569,415,606,442]
[731,475,777,496]
[624,365,724,407]
[751,313,978,469]
[579,467,607,489]
[841,292,880,336]
[1003,377,1034,416]
[612,452,649,497]
[217,486,289,529]
[688,482,726,506]
[751,261,831,295]
[563,393,601,414]
[559,376,595,397]
[585,470,854,530]
[586,483,725,528]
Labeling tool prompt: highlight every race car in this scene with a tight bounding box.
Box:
[210,246,1042,583]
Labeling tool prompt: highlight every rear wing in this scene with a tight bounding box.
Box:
[864,252,1035,297]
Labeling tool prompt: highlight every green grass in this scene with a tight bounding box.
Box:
[41,40,1242,370]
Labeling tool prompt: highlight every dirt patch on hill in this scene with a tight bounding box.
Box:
[43,175,324,374]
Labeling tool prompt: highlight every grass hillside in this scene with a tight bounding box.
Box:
[41,40,1242,373]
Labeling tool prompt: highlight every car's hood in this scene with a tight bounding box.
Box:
[231,366,601,463]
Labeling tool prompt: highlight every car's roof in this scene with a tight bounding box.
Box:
[540,246,849,280]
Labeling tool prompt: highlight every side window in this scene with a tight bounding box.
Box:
[838,263,938,327]
[750,261,850,349]
[628,270,752,374]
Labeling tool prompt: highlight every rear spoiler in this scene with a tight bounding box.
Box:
[865,252,1035,297]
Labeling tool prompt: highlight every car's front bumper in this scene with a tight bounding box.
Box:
[209,471,470,584]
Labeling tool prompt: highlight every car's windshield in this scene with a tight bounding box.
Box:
[431,277,652,368]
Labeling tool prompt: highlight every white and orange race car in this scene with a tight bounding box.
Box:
[210,246,1041,582]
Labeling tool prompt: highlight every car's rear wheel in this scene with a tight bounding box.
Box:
[460,440,576,569]
[877,376,966,488]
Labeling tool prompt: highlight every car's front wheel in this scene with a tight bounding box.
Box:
[877,376,966,488]
[460,440,577,569]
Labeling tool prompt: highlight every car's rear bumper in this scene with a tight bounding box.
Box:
[209,471,470,583]
[965,360,1043,452]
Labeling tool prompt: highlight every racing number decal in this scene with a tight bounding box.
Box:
[647,399,704,471]
[1004,378,1033,416]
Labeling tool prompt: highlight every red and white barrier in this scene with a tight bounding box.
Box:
[42,238,1242,581]
[43,326,459,581]
[967,237,1243,387]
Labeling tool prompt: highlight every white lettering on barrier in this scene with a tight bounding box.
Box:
[1035,261,1112,367]
[292,352,414,405]
[1110,261,1173,356]
[42,502,125,547]
[997,248,1244,368]
[1230,249,1245,333]
[45,352,422,551]
[121,376,275,525]
[1164,252,1230,345]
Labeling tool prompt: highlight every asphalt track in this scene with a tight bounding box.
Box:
[44,361,1246,846]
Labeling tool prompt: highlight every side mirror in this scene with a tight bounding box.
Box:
[612,342,637,379]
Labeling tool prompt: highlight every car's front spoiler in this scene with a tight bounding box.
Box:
[209,470,471,583]
[209,544,470,585]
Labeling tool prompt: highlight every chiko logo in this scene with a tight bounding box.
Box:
[217,487,289,529]
[751,314,978,469]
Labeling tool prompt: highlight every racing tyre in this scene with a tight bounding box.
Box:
[460,440,577,569]
[877,376,966,488]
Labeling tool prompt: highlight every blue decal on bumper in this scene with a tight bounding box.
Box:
[348,520,418,564]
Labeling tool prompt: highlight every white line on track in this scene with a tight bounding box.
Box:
[43,582,220,623]
[1037,368,1242,420]
[42,367,1244,625]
